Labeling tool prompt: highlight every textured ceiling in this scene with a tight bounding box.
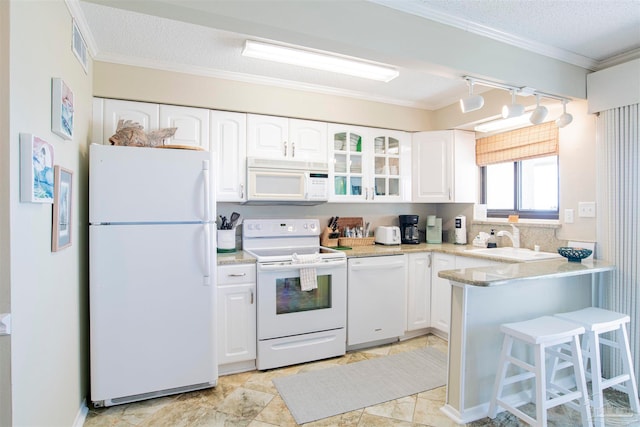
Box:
[77,0,640,110]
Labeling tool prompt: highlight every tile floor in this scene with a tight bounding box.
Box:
[84,334,639,427]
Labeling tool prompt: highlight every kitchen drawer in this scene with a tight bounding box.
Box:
[217,264,256,286]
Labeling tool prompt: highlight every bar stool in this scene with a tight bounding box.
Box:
[555,307,640,426]
[488,316,592,427]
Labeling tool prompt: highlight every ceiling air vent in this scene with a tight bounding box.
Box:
[72,20,88,73]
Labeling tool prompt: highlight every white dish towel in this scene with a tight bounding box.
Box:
[292,253,319,291]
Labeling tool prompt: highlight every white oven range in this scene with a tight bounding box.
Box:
[243,219,347,370]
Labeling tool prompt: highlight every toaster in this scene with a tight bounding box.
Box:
[374,226,401,245]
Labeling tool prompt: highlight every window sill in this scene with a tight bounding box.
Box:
[471,219,561,229]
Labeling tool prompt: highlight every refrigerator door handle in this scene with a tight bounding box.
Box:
[203,223,211,286]
[202,160,210,222]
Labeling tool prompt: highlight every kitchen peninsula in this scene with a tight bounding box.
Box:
[438,258,615,424]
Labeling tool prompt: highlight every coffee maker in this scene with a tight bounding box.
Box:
[399,215,420,244]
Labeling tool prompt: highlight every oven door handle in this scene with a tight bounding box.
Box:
[258,259,346,271]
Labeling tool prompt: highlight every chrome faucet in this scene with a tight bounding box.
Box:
[497,224,520,248]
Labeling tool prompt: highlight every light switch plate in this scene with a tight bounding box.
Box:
[578,202,596,218]
[564,209,574,223]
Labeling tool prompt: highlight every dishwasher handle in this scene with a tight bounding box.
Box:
[349,261,405,271]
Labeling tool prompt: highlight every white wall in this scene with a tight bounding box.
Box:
[8,1,92,425]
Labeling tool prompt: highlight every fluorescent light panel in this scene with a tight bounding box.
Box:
[242,40,399,82]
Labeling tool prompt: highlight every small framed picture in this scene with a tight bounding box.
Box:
[20,133,55,203]
[51,78,73,140]
[52,166,73,252]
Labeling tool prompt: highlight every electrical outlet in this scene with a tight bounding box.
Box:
[578,202,596,218]
[564,209,574,223]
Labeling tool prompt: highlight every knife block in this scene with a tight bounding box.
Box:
[320,227,339,247]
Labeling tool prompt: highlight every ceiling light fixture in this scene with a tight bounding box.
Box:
[460,78,485,113]
[501,89,525,119]
[529,94,548,125]
[242,40,399,82]
[555,99,573,128]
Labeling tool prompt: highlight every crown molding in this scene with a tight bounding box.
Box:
[370,0,599,71]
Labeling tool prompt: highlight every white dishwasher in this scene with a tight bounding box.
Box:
[347,255,407,347]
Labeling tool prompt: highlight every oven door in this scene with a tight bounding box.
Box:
[256,258,347,340]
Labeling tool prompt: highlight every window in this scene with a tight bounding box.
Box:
[482,155,559,219]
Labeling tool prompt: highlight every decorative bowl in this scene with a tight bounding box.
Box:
[557,247,592,262]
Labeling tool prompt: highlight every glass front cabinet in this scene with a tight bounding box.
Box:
[329,124,410,202]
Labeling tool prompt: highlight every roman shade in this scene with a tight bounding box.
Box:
[475,121,559,166]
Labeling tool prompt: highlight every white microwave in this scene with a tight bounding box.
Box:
[246,158,329,204]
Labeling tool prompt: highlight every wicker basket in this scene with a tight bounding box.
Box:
[338,237,375,247]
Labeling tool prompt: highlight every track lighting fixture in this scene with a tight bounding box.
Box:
[460,76,573,129]
[555,99,573,128]
[529,94,548,125]
[501,90,525,119]
[460,78,485,113]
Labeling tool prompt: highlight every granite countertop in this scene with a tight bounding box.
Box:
[438,258,615,287]
[216,250,257,265]
[216,242,522,265]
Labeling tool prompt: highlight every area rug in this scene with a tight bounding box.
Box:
[272,347,447,424]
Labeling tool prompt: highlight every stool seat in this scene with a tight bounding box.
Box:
[489,315,592,427]
[501,315,586,345]
[555,307,639,427]
[556,307,630,332]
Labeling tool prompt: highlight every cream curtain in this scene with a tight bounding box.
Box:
[596,103,639,385]
[475,121,559,166]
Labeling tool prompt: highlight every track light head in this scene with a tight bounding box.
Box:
[530,95,548,125]
[460,79,485,113]
[555,100,573,128]
[502,90,525,119]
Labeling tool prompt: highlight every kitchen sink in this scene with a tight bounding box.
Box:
[463,247,562,261]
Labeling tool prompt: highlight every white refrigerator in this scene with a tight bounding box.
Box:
[89,144,217,407]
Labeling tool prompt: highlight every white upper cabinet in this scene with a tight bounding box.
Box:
[159,105,210,150]
[247,114,327,162]
[93,98,209,150]
[412,130,477,203]
[94,98,159,145]
[329,124,410,202]
[210,110,247,202]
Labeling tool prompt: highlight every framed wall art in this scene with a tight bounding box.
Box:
[51,78,73,140]
[20,133,55,203]
[52,166,73,251]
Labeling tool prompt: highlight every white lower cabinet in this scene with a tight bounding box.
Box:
[217,264,256,375]
[406,252,432,332]
[430,253,456,335]
[431,254,504,336]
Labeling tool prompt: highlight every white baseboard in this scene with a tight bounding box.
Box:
[72,398,89,427]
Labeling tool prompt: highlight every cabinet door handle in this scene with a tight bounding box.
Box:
[371,187,375,200]
[292,141,295,158]
[427,253,432,268]
[448,188,452,201]
[365,188,368,199]
[250,290,254,305]
[284,141,287,157]
[228,273,247,277]
[239,184,244,199]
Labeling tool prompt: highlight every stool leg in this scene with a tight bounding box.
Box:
[571,335,593,427]
[619,324,640,413]
[588,331,605,427]
[535,343,547,427]
[488,335,513,419]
